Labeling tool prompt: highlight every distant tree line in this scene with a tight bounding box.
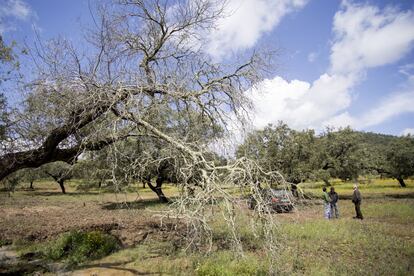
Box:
[236,122,414,188]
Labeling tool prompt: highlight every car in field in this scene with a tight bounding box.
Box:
[248,188,294,213]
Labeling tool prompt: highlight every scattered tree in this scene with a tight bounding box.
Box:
[18,168,43,190]
[237,122,315,184]
[41,162,73,194]
[384,136,414,187]
[313,127,363,185]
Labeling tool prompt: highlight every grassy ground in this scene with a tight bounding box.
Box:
[299,178,414,198]
[1,178,413,275]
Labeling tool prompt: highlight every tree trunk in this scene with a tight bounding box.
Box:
[397,177,406,188]
[147,176,169,203]
[323,178,331,186]
[58,180,66,194]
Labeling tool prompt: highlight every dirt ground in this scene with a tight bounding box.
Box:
[2,182,413,275]
[0,187,375,246]
[0,189,181,247]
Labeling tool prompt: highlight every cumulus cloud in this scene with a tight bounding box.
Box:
[324,70,414,130]
[206,0,308,59]
[247,0,414,131]
[401,128,414,136]
[358,91,414,128]
[0,0,32,34]
[330,0,414,74]
[325,89,414,129]
[249,73,355,130]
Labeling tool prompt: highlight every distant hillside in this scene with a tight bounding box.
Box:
[356,131,398,148]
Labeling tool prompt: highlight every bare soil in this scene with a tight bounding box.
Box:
[0,190,181,247]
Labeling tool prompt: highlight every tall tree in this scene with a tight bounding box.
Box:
[0,1,286,258]
[41,162,73,194]
[237,122,315,184]
[0,0,268,181]
[385,136,414,187]
[312,127,363,185]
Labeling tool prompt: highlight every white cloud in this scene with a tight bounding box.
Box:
[399,63,414,77]
[356,91,414,128]
[248,77,309,129]
[247,1,414,132]
[402,128,414,136]
[206,0,308,59]
[7,0,30,19]
[330,1,414,74]
[0,0,32,34]
[322,112,355,129]
[307,52,318,63]
[325,89,414,130]
[248,73,355,130]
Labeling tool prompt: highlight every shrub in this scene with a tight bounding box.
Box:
[44,230,120,265]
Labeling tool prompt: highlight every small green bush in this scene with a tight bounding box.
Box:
[44,230,120,265]
[0,239,12,247]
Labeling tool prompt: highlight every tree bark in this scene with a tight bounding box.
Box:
[147,176,169,203]
[323,178,331,186]
[0,109,130,181]
[397,177,407,188]
[58,180,66,194]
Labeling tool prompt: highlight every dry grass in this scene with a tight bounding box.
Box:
[1,179,413,275]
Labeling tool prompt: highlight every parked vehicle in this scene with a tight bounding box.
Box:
[248,188,294,213]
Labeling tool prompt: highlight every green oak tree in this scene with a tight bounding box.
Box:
[385,136,414,187]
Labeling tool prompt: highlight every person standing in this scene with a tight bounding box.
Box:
[352,184,363,220]
[329,187,339,218]
[322,187,331,219]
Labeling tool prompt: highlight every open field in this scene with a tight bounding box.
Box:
[1,179,413,275]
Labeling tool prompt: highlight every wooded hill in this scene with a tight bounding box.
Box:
[236,123,414,187]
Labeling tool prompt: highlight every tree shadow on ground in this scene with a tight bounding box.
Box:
[102,198,170,210]
[338,192,414,200]
[29,191,100,197]
[386,192,414,199]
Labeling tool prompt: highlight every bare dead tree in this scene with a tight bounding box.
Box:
[0,1,286,271]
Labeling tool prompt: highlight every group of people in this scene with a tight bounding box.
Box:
[322,184,363,220]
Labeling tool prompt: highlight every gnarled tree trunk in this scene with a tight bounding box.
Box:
[323,178,331,186]
[58,179,66,194]
[396,177,406,188]
[146,176,169,203]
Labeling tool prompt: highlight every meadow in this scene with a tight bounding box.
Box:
[0,178,413,275]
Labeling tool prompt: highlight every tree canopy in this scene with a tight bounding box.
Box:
[237,124,414,187]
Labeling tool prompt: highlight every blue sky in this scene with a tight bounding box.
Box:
[1,0,414,136]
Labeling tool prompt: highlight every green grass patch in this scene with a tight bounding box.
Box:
[20,230,120,266]
[301,178,414,198]
[278,216,414,275]
[194,251,267,276]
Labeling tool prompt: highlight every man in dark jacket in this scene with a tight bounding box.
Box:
[329,187,339,218]
[352,184,363,220]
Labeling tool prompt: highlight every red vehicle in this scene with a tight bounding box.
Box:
[248,189,294,213]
